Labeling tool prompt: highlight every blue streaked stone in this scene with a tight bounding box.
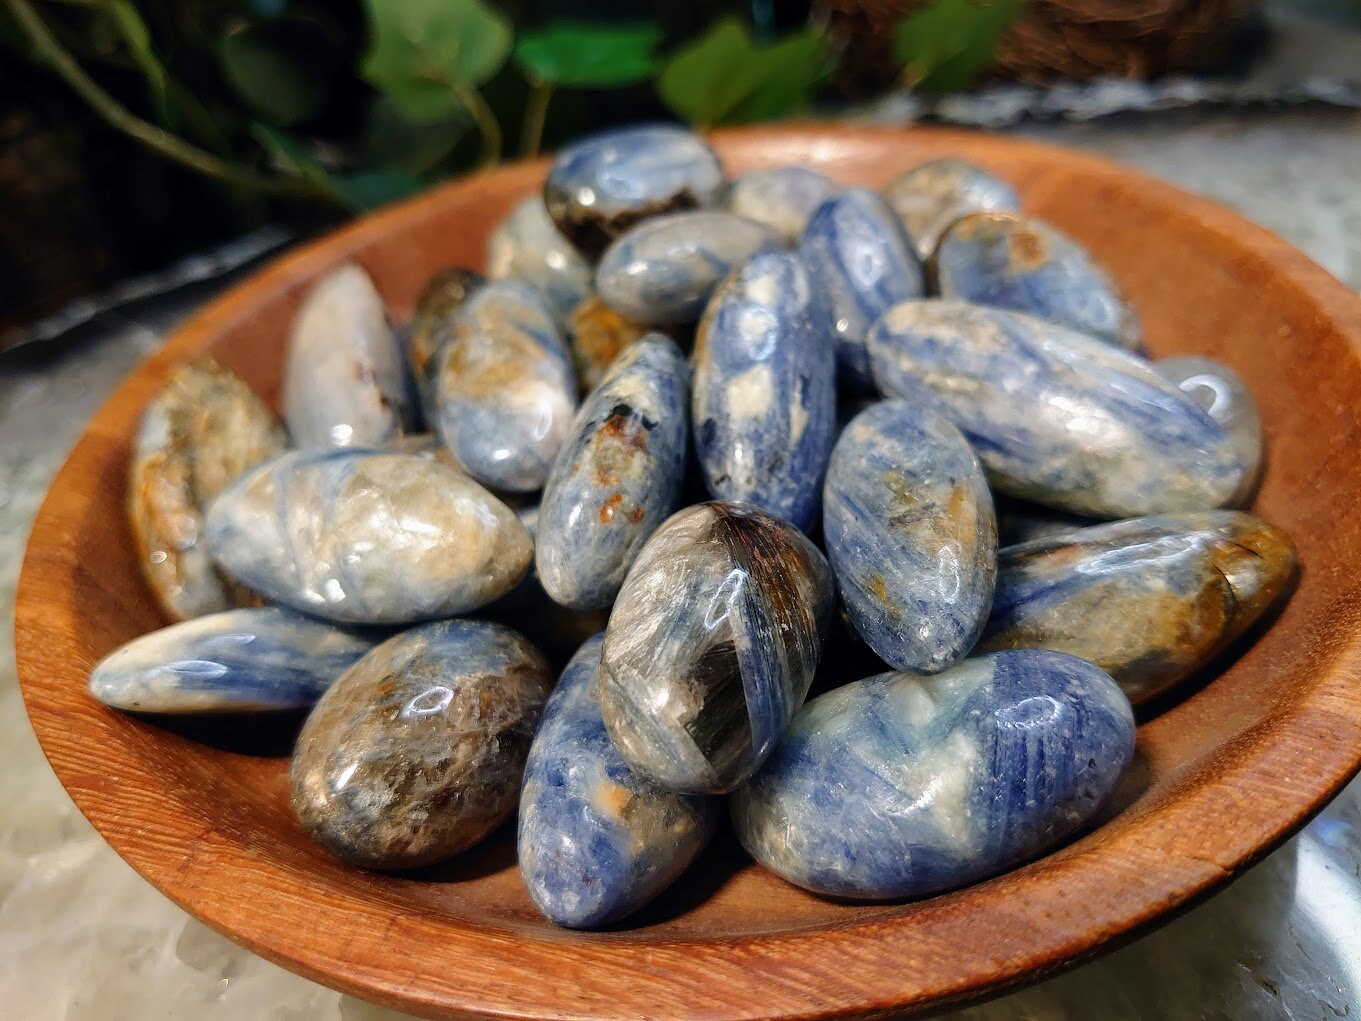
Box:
[731,649,1135,900]
[1155,356,1263,507]
[725,166,838,243]
[487,196,593,326]
[882,157,1020,261]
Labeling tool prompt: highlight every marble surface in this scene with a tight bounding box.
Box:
[3,108,1361,1018]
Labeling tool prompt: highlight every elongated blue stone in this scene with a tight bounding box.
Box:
[519,634,718,928]
[406,267,484,419]
[595,211,779,325]
[205,450,531,624]
[1156,356,1263,507]
[545,124,725,258]
[824,400,997,673]
[798,188,925,390]
[883,157,1020,261]
[867,300,1245,517]
[89,607,374,714]
[600,502,834,794]
[935,213,1142,351]
[487,196,592,326]
[732,650,1135,900]
[693,251,836,532]
[433,280,577,492]
[725,166,838,243]
[536,334,689,610]
[981,511,1295,703]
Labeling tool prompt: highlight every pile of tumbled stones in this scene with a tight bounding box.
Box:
[92,123,1295,928]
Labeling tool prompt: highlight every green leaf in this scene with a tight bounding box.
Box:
[220,16,342,126]
[893,0,1025,93]
[108,1,169,120]
[514,23,661,88]
[361,0,512,123]
[332,169,426,211]
[251,122,332,190]
[359,94,467,176]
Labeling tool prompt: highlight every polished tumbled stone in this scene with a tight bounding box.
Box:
[205,450,531,624]
[129,357,287,621]
[935,212,1142,351]
[693,251,836,532]
[284,263,413,449]
[89,607,373,714]
[1156,355,1263,507]
[487,196,593,326]
[406,267,484,417]
[798,188,925,390]
[882,157,1020,261]
[536,335,689,610]
[544,124,725,258]
[595,211,779,326]
[867,300,1245,517]
[292,619,550,870]
[600,501,834,794]
[732,649,1135,900]
[433,280,577,492]
[981,511,1295,704]
[567,295,649,394]
[724,166,838,243]
[519,634,717,929]
[824,400,997,674]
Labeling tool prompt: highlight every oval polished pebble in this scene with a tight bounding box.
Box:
[433,280,577,492]
[292,619,550,870]
[487,195,593,325]
[882,157,1020,261]
[732,649,1135,900]
[537,335,689,610]
[600,501,835,794]
[544,124,725,258]
[693,250,836,531]
[129,357,287,621]
[284,263,413,448]
[724,166,838,243]
[798,188,925,390]
[1156,356,1263,506]
[981,511,1295,703]
[519,634,718,928]
[595,211,779,326]
[205,450,531,624]
[89,607,373,714]
[934,212,1142,351]
[406,267,484,416]
[567,294,649,394]
[867,300,1245,517]
[824,400,997,674]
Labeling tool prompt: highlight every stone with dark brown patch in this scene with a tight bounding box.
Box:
[567,295,649,394]
[406,267,484,417]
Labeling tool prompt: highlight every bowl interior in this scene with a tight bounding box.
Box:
[17,126,1361,1020]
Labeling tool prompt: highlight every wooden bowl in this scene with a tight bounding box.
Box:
[17,125,1361,1020]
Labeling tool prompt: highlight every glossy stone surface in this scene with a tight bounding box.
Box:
[487,196,593,326]
[129,358,287,621]
[567,295,648,394]
[824,400,997,674]
[406,267,484,416]
[205,450,531,624]
[981,511,1296,703]
[518,634,717,928]
[693,251,836,532]
[292,620,550,870]
[600,502,834,794]
[732,650,1135,900]
[724,167,838,243]
[1156,356,1263,506]
[544,124,725,258]
[882,156,1021,260]
[283,263,413,448]
[935,213,1142,351]
[595,211,779,326]
[89,607,373,714]
[798,188,925,390]
[536,335,689,610]
[867,300,1245,517]
[432,280,577,492]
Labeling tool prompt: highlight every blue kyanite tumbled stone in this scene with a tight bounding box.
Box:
[89,607,374,714]
[934,212,1142,352]
[1155,356,1263,507]
[732,649,1135,900]
[882,157,1020,261]
[798,188,925,390]
[519,634,718,929]
[867,300,1245,518]
[693,250,836,532]
[595,211,779,326]
[405,268,484,420]
[823,399,997,674]
[544,124,725,258]
[536,333,690,610]
[487,196,593,327]
[724,166,838,243]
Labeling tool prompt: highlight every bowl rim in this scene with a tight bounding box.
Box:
[17,122,1361,1021]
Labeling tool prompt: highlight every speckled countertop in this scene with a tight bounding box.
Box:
[3,108,1360,1020]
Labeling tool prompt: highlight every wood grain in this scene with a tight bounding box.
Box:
[16,125,1361,1020]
